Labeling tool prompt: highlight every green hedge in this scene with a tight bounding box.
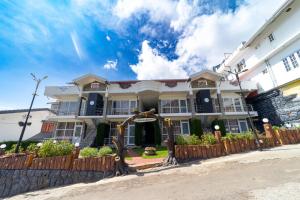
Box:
[94,123,110,147]
[134,123,143,146]
[190,118,203,137]
[211,119,226,136]
[0,140,38,152]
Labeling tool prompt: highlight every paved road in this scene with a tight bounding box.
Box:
[10,144,300,200]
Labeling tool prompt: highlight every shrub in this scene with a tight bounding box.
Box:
[80,147,98,157]
[190,118,203,138]
[38,140,74,158]
[272,126,280,131]
[94,123,110,147]
[175,135,188,145]
[186,135,201,145]
[201,133,217,145]
[98,146,113,157]
[175,135,201,145]
[26,143,38,153]
[0,140,38,152]
[6,144,24,154]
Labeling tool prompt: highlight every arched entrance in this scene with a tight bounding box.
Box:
[112,109,178,175]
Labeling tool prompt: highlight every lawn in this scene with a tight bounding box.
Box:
[131,146,168,159]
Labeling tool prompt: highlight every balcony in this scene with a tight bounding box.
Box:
[44,86,79,98]
[194,103,221,113]
[107,108,132,115]
[224,104,254,113]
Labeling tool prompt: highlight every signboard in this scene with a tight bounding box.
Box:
[133,118,157,123]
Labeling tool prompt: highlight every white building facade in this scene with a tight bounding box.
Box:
[216,0,300,126]
[0,108,54,142]
[44,71,258,147]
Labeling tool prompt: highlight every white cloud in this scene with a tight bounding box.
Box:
[113,0,176,22]
[120,0,286,79]
[130,41,188,80]
[103,60,118,70]
[70,31,85,60]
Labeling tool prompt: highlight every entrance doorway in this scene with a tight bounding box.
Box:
[143,122,155,146]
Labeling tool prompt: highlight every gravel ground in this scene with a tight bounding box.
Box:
[8,144,300,200]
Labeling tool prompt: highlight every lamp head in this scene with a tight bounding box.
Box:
[214,125,220,130]
[262,118,269,123]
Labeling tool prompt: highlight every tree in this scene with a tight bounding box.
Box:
[94,123,109,147]
[154,121,161,145]
[190,118,203,138]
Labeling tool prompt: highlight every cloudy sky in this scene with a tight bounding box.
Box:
[0,0,286,109]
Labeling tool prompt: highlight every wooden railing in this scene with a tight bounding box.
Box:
[0,152,115,172]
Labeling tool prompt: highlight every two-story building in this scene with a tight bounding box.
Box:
[216,0,300,127]
[43,70,258,147]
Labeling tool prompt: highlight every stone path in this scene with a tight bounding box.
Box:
[126,149,164,169]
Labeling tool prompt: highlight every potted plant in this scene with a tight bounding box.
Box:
[144,147,156,156]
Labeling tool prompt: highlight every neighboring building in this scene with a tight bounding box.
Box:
[43,71,258,147]
[0,108,54,142]
[216,0,300,126]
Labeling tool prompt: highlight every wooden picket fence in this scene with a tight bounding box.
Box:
[0,154,115,172]
[175,129,300,161]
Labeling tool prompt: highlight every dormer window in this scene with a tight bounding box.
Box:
[268,33,274,42]
[91,82,100,89]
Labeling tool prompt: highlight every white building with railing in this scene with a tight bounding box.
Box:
[43,70,258,147]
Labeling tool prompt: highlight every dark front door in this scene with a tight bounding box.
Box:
[143,122,155,146]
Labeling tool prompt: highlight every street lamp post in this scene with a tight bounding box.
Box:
[15,74,48,153]
[224,69,262,150]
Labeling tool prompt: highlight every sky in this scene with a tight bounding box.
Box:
[0,0,286,110]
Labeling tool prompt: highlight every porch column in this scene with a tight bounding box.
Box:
[189,91,195,117]
[103,89,109,119]
[217,87,224,115]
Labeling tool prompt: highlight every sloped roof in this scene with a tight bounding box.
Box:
[0,108,52,114]
[189,69,222,81]
[73,74,107,85]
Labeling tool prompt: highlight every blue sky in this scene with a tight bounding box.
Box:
[0,0,285,109]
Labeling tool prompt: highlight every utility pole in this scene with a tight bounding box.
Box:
[224,69,262,150]
[15,74,48,153]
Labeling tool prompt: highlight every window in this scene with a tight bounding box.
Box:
[91,82,100,89]
[109,100,137,115]
[161,99,188,113]
[289,54,299,68]
[125,124,135,145]
[162,120,181,141]
[181,121,190,135]
[282,58,291,71]
[234,98,242,112]
[268,33,274,42]
[225,119,239,133]
[55,122,76,139]
[223,98,235,112]
[237,59,246,72]
[58,101,78,116]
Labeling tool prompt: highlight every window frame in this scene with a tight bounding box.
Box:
[282,58,291,72]
[268,33,275,42]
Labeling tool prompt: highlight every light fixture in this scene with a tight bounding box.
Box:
[262,118,269,123]
[75,142,80,147]
[53,140,57,144]
[214,125,220,130]
[37,143,43,147]
[0,144,7,149]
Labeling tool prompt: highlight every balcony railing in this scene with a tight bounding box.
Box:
[224,104,254,112]
[107,108,133,115]
[194,104,221,113]
[160,107,189,114]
